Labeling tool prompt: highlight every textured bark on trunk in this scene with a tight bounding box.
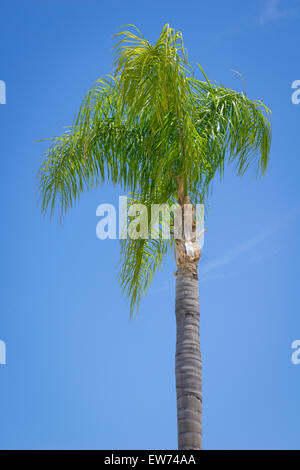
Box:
[175,262,202,450]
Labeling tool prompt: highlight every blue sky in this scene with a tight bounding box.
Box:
[0,0,299,450]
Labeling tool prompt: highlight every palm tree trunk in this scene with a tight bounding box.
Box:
[175,262,202,450]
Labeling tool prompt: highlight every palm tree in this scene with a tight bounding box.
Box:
[38,24,271,450]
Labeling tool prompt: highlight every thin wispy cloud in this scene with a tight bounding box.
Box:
[150,206,300,290]
[248,247,279,264]
[257,0,297,25]
[199,229,272,282]
[199,206,300,283]
[212,1,298,46]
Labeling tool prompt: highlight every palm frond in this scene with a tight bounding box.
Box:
[190,76,272,180]
[118,193,176,315]
[38,78,145,217]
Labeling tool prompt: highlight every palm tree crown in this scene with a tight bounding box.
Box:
[38,24,271,314]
